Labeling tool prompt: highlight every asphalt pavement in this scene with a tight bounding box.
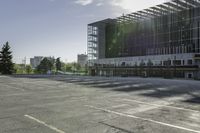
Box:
[0,75,200,133]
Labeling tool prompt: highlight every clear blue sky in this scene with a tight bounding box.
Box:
[0,0,165,64]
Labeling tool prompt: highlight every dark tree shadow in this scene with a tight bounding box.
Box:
[10,75,200,104]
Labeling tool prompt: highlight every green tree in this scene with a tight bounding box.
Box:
[139,60,146,77]
[147,59,153,77]
[26,65,32,74]
[65,64,72,72]
[75,63,81,71]
[60,62,66,72]
[48,57,56,71]
[14,64,25,74]
[36,58,53,74]
[134,63,138,76]
[55,57,61,72]
[0,42,14,74]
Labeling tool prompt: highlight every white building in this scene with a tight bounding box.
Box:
[30,56,44,69]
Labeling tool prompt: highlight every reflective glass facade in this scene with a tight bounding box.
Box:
[105,6,200,58]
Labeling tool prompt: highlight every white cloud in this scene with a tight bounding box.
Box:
[110,0,167,12]
[96,2,103,6]
[96,0,104,6]
[75,0,93,6]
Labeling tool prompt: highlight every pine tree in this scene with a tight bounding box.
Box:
[0,42,14,74]
[56,57,61,72]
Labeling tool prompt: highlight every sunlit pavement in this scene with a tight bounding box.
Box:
[0,75,200,133]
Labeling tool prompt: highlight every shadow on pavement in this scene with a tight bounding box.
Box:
[184,97,200,104]
[11,75,200,104]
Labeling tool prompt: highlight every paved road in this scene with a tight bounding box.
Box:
[0,75,200,133]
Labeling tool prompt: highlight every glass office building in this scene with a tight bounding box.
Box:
[88,0,200,79]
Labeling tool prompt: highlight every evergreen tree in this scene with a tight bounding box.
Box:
[0,42,14,74]
[55,57,61,72]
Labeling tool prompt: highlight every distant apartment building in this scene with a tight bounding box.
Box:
[77,54,88,67]
[30,56,44,68]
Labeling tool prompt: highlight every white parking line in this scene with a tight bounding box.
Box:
[85,105,200,133]
[24,115,65,133]
[110,104,129,109]
[123,99,200,113]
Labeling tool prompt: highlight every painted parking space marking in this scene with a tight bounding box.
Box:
[110,104,129,109]
[24,115,65,133]
[85,105,200,133]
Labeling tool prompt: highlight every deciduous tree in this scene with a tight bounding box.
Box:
[36,58,53,74]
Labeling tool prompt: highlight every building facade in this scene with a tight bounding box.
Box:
[88,0,200,79]
[30,56,55,69]
[30,56,44,69]
[77,54,88,67]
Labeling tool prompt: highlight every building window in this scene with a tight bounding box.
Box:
[187,60,193,65]
[173,60,182,66]
[163,60,171,66]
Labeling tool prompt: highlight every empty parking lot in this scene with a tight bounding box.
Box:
[0,75,200,133]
